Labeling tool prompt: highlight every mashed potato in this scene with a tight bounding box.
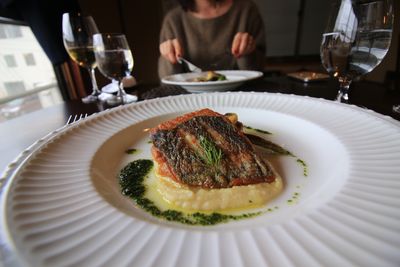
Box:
[155,163,283,212]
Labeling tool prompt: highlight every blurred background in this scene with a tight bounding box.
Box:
[0,0,398,121]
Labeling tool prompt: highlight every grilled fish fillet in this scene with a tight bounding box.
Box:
[150,109,276,189]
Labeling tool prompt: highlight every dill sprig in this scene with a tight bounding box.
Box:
[199,135,223,166]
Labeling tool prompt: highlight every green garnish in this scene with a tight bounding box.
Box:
[217,75,226,81]
[125,148,139,154]
[296,158,308,177]
[199,135,223,166]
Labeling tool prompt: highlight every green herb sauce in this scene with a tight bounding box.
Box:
[118,159,261,226]
[286,192,301,205]
[296,158,308,177]
[125,148,139,155]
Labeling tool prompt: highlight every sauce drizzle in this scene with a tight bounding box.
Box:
[119,159,261,225]
[125,148,139,155]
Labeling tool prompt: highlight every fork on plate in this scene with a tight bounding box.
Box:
[176,57,202,73]
[66,113,88,125]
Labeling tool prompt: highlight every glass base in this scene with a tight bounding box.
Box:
[98,92,115,102]
[81,94,99,104]
[101,80,119,94]
[336,93,349,104]
[106,94,138,105]
[82,92,114,104]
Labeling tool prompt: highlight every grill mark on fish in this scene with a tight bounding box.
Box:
[150,110,276,188]
[195,116,274,184]
[152,129,215,187]
[178,128,228,187]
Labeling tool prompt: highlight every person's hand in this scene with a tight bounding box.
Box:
[159,38,183,64]
[231,32,256,58]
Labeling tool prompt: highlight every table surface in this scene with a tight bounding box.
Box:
[1,74,400,175]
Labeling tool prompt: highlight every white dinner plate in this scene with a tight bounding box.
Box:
[1,92,400,267]
[161,70,263,93]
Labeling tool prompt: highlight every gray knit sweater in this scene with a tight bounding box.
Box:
[158,0,266,78]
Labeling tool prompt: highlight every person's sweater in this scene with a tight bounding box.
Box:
[158,0,266,78]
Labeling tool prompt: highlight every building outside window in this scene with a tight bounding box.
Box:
[24,53,36,66]
[4,54,17,67]
[0,23,22,39]
[0,26,5,38]
[0,21,62,122]
[7,24,22,37]
[4,81,25,95]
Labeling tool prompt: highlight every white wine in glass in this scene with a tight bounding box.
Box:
[67,47,97,69]
[62,13,110,103]
[320,0,393,103]
[93,33,137,105]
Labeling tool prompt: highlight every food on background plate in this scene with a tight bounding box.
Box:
[189,71,227,82]
[149,108,283,211]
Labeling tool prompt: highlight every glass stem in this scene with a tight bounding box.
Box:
[336,76,352,103]
[88,68,101,96]
[117,80,125,104]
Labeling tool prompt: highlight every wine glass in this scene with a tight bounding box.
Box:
[62,13,111,103]
[320,0,393,103]
[93,33,137,105]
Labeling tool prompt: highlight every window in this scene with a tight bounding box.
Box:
[4,81,25,95]
[8,25,22,37]
[0,21,63,122]
[0,25,5,38]
[4,54,17,67]
[0,24,22,39]
[24,53,36,66]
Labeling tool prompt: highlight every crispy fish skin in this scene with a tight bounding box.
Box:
[150,109,275,189]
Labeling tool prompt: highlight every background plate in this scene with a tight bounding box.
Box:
[1,92,400,267]
[161,70,263,92]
